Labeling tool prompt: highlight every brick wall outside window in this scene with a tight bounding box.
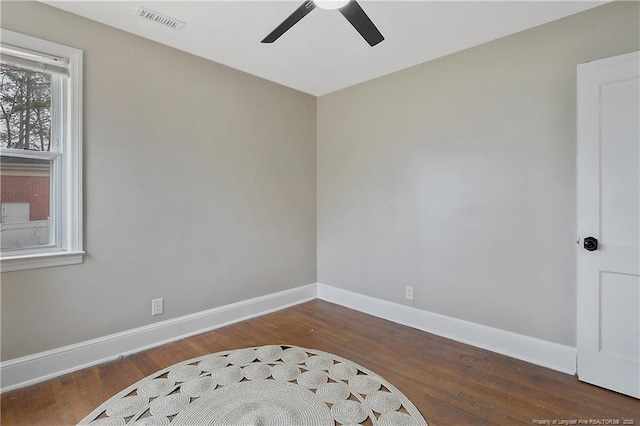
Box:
[0,175,50,221]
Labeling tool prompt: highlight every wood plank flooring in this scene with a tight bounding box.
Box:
[2,300,638,425]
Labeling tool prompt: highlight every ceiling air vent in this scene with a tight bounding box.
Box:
[135,6,186,31]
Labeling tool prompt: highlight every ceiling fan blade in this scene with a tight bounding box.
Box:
[262,1,317,43]
[339,1,384,47]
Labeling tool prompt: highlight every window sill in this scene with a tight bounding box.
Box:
[1,251,84,272]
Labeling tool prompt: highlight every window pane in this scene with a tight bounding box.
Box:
[0,156,51,250]
[0,64,52,151]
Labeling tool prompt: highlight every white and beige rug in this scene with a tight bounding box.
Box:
[79,345,427,425]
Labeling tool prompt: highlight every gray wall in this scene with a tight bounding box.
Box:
[2,0,638,361]
[1,1,317,360]
[317,1,639,346]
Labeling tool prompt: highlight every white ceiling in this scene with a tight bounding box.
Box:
[42,1,607,96]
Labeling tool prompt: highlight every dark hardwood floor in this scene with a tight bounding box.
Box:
[1,300,638,425]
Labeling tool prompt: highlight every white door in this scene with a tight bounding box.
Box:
[577,51,640,398]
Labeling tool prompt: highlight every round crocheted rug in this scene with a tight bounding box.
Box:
[79,345,427,426]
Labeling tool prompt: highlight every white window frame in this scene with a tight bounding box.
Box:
[0,29,83,272]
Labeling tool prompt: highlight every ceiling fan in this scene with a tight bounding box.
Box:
[261,0,384,47]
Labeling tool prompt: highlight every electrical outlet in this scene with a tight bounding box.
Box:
[151,298,164,316]
[405,286,414,300]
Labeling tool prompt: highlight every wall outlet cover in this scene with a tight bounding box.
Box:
[152,298,164,316]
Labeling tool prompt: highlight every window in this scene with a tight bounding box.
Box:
[0,29,83,272]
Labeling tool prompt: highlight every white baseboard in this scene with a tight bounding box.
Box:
[317,283,577,375]
[1,282,577,393]
[0,283,317,393]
